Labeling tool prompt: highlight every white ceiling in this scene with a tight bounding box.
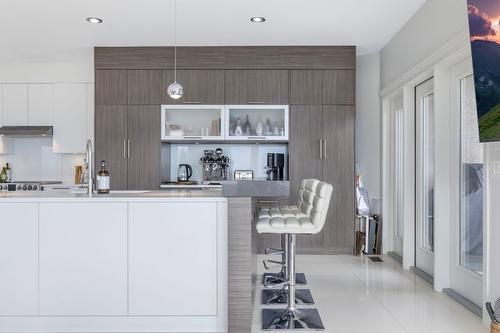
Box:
[0,0,426,62]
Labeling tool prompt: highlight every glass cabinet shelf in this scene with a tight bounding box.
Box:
[161,105,225,141]
[224,105,289,141]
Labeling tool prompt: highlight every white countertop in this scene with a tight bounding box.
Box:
[0,189,225,202]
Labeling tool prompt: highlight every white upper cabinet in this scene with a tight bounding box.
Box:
[28,84,53,126]
[161,105,225,141]
[225,105,289,141]
[1,84,28,126]
[52,84,88,153]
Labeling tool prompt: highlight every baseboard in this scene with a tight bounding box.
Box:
[387,251,403,264]
[443,288,482,318]
[410,266,434,285]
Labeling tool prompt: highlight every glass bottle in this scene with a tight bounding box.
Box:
[0,167,6,183]
[5,163,12,182]
[96,160,110,194]
[243,115,252,136]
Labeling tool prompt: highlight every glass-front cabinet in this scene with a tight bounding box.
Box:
[161,105,224,141]
[224,105,289,141]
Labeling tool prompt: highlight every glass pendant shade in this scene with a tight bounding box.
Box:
[167,81,183,99]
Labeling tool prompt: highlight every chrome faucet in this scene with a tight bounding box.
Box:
[85,139,93,197]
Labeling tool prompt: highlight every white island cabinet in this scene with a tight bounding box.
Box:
[38,202,128,316]
[0,195,227,333]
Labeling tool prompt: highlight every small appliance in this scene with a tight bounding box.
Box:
[177,164,193,182]
[266,153,285,181]
[0,181,62,192]
[200,148,230,183]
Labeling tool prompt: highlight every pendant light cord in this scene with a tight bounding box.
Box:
[173,0,177,83]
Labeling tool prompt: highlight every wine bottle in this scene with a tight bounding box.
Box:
[96,160,110,194]
[5,163,12,182]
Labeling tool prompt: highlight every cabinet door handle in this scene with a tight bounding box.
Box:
[123,140,127,159]
[248,136,266,140]
[323,139,327,159]
[247,101,267,105]
[127,140,131,159]
[319,140,323,159]
[182,101,202,104]
[183,136,203,139]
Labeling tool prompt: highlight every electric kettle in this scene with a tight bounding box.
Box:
[177,164,193,182]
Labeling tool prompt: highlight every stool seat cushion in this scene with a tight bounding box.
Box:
[256,215,315,234]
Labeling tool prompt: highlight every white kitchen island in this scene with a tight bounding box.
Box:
[0,190,227,333]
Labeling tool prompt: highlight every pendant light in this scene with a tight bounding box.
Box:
[167,0,183,99]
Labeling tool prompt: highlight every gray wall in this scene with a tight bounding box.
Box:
[355,52,381,199]
[380,0,468,89]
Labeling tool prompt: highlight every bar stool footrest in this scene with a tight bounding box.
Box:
[262,288,314,305]
[263,272,307,285]
[262,308,324,330]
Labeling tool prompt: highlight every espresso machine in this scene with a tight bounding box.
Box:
[266,153,285,181]
[200,148,230,184]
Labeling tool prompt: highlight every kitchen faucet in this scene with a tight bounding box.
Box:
[85,139,93,197]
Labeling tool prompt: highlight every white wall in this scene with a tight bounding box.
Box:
[356,52,381,199]
[380,0,500,323]
[380,0,468,89]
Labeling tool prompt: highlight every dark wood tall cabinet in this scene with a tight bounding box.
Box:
[95,69,161,190]
[288,70,355,253]
[95,105,128,190]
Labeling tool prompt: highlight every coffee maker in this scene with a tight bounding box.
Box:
[266,153,285,181]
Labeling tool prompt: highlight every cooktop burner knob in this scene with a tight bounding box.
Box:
[33,185,38,191]
[28,185,33,190]
[22,185,27,191]
[17,185,22,190]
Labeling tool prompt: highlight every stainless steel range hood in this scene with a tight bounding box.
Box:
[0,126,53,136]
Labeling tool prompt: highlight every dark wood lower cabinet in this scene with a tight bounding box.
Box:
[95,105,161,190]
[127,105,160,190]
[95,105,128,190]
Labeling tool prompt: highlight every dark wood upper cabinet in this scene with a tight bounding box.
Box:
[94,105,128,190]
[128,70,161,104]
[95,70,128,105]
[322,70,355,105]
[225,70,288,104]
[290,70,323,105]
[161,70,225,104]
[127,105,161,190]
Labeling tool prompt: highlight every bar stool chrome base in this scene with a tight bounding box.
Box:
[262,308,325,330]
[263,272,307,285]
[262,287,314,305]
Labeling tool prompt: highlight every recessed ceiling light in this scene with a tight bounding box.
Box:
[86,17,103,24]
[250,17,266,23]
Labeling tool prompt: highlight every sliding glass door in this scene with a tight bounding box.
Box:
[415,78,435,277]
[450,59,483,306]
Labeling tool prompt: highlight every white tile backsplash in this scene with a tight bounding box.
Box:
[0,137,84,183]
[168,143,288,182]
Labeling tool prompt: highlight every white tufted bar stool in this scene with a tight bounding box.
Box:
[257,179,333,330]
[259,203,307,288]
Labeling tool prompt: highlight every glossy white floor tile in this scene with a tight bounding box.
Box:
[252,255,486,333]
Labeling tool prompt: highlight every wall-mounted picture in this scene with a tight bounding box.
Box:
[468,0,500,142]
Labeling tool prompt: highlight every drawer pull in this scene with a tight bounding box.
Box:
[182,101,203,104]
[247,101,268,105]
